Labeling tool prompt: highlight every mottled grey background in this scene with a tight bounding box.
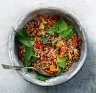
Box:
[0,0,96,93]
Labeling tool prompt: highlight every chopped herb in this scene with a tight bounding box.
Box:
[42,37,50,44]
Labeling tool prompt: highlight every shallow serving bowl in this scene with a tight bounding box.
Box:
[8,7,87,86]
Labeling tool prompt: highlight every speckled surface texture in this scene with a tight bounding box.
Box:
[0,0,96,93]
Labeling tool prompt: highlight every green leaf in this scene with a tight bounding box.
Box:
[60,25,73,40]
[46,18,67,35]
[73,28,78,36]
[36,73,50,81]
[23,60,31,67]
[16,29,34,47]
[24,46,38,68]
[57,57,67,68]
[23,60,32,73]
[46,27,56,35]
[54,18,67,33]
[24,47,35,61]
[23,60,28,67]
[18,37,33,47]
[31,56,37,63]
[42,37,50,44]
[64,30,73,40]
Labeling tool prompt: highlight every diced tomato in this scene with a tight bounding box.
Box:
[50,59,57,66]
[34,43,44,50]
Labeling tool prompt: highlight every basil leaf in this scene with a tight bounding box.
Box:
[24,47,35,61]
[36,73,50,81]
[54,18,67,33]
[60,25,73,40]
[57,57,67,68]
[42,37,50,44]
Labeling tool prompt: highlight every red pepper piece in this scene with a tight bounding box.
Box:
[50,59,57,66]
[34,43,44,50]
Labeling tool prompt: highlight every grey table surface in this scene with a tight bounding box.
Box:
[0,0,96,93]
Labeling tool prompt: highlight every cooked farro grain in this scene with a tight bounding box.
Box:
[17,15,82,78]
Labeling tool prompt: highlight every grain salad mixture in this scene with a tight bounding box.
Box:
[14,15,82,81]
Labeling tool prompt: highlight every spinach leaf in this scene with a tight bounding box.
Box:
[42,37,50,44]
[23,46,38,68]
[60,25,73,40]
[23,60,31,67]
[46,27,56,35]
[57,57,67,69]
[23,60,28,67]
[24,47,35,61]
[64,31,73,40]
[36,73,50,81]
[31,56,37,63]
[15,28,34,47]
[18,37,33,47]
[54,18,67,33]
[46,18,67,35]
[23,60,32,73]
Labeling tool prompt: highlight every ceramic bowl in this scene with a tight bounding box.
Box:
[9,7,87,86]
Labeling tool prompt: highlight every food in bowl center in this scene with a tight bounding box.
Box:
[15,15,82,81]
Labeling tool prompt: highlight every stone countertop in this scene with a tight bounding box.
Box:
[0,0,96,93]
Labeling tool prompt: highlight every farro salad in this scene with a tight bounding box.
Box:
[14,15,82,81]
